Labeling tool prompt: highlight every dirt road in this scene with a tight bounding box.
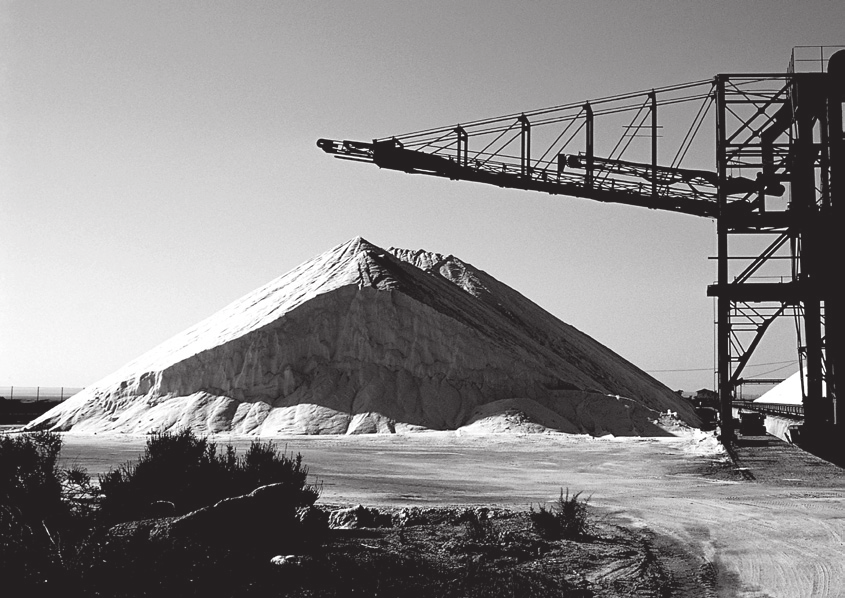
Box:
[60,429,845,597]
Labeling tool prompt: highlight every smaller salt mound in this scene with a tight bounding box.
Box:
[459,393,670,436]
[459,398,577,434]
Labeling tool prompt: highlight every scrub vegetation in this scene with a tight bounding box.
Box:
[98,429,318,523]
[0,429,319,596]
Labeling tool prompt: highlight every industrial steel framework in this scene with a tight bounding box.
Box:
[318,46,844,452]
[710,50,842,452]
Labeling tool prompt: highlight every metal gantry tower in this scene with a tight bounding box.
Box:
[318,46,844,454]
[710,47,843,453]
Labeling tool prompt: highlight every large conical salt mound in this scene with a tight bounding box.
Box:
[28,237,697,436]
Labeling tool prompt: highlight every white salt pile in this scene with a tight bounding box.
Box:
[753,368,809,406]
[28,237,697,436]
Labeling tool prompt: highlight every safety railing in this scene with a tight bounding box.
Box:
[733,400,804,418]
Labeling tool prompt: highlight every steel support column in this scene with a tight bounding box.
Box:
[519,115,531,177]
[650,91,658,197]
[792,76,825,429]
[715,75,733,440]
[584,102,594,188]
[827,51,844,430]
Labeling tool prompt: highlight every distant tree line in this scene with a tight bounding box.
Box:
[0,397,61,425]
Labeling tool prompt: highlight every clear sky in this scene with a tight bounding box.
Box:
[2,1,843,392]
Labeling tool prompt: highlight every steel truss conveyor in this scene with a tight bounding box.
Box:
[319,46,844,456]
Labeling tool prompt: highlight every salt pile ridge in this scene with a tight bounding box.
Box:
[29,237,697,435]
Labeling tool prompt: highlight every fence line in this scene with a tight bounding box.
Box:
[0,386,84,402]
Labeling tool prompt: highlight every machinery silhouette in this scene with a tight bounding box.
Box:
[319,46,844,458]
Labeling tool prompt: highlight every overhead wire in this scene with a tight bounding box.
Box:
[378,79,713,143]
[648,359,797,373]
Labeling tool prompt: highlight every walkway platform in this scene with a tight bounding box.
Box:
[730,434,845,487]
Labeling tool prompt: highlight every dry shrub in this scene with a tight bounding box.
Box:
[530,487,592,540]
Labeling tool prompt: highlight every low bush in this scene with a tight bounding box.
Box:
[529,487,592,540]
[98,428,319,523]
[0,431,64,523]
[0,431,72,594]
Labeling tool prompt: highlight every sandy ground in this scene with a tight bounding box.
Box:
[58,429,845,598]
